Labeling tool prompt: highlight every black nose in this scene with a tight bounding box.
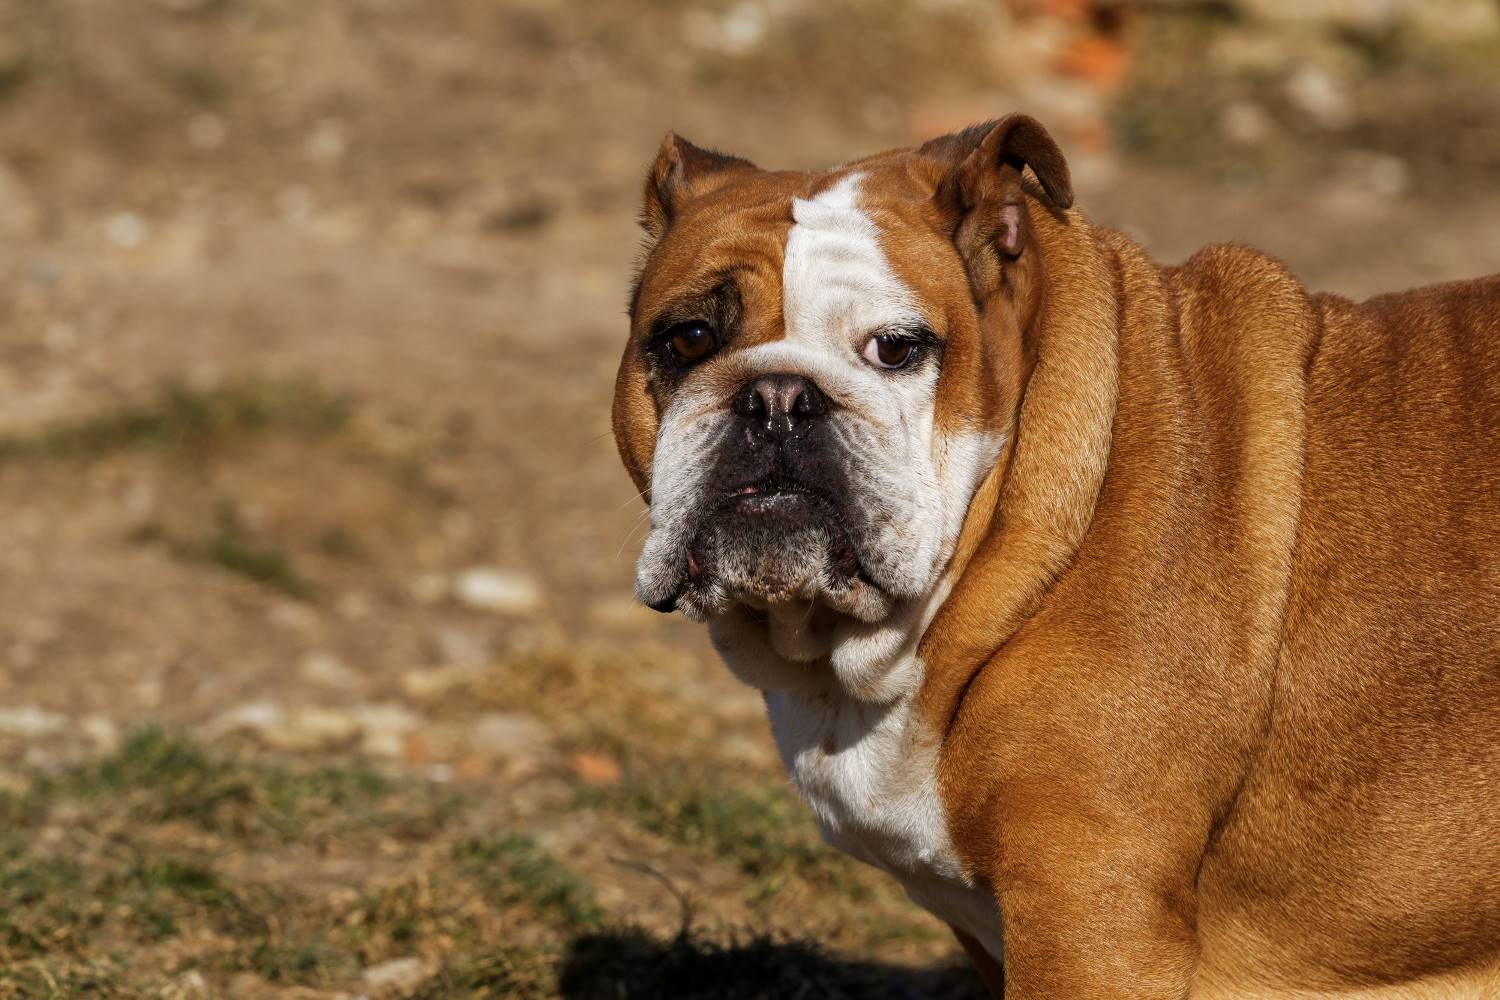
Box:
[731,374,828,442]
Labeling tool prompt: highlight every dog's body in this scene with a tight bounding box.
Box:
[613,118,1500,998]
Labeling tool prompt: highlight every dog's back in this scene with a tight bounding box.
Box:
[1198,276,1500,994]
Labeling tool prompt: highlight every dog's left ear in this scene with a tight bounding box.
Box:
[641,132,757,241]
[928,115,1072,295]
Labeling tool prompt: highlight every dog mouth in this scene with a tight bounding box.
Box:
[646,478,878,618]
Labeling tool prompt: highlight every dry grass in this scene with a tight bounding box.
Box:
[0,726,983,998]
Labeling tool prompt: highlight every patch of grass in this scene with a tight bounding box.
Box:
[418,948,558,1000]
[244,936,342,985]
[0,852,88,958]
[0,55,32,104]
[168,506,317,600]
[107,854,249,941]
[0,377,350,463]
[606,780,825,881]
[160,63,229,108]
[317,524,365,559]
[455,834,604,930]
[57,726,393,840]
[0,958,150,1000]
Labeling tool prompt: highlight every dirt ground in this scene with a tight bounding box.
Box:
[0,1,1497,997]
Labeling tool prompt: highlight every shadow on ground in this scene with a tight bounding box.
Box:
[558,928,993,1000]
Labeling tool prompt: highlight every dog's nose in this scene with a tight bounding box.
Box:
[731,373,828,441]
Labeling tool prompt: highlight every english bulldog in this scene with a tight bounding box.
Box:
[611,115,1500,998]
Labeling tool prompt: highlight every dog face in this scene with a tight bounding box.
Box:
[613,118,1073,693]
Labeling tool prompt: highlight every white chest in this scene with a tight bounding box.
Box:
[764,685,1002,959]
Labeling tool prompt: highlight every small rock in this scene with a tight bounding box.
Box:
[353,703,422,758]
[570,752,622,787]
[301,652,364,691]
[208,701,285,738]
[401,730,432,764]
[268,602,319,634]
[135,677,165,708]
[105,212,150,249]
[433,624,489,665]
[0,705,67,737]
[263,708,361,751]
[167,970,210,999]
[361,956,432,998]
[400,664,481,701]
[306,119,348,163]
[1284,65,1353,130]
[81,715,120,751]
[1219,100,1274,146]
[683,2,767,55]
[277,185,316,225]
[470,712,551,756]
[453,567,541,615]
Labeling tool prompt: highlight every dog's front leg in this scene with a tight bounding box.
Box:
[992,861,1199,999]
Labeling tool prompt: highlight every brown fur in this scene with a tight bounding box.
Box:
[615,118,1500,998]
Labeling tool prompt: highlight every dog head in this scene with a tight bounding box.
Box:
[613,116,1073,695]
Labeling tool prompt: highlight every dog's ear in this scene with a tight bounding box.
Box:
[641,132,757,240]
[928,115,1072,296]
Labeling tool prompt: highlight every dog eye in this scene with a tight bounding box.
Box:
[862,334,917,370]
[664,322,717,364]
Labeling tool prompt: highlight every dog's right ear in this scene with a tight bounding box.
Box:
[641,132,757,240]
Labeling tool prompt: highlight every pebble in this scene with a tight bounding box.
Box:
[301,652,365,692]
[306,119,348,164]
[682,2,767,55]
[1219,100,1274,146]
[208,701,286,738]
[266,708,362,751]
[399,664,481,701]
[1284,65,1353,131]
[433,624,489,665]
[352,702,422,758]
[105,212,150,249]
[0,705,67,737]
[570,752,622,786]
[361,956,432,997]
[453,567,541,615]
[470,712,552,756]
[82,715,120,751]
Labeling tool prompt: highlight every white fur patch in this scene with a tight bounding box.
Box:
[635,171,1008,953]
[761,174,1003,957]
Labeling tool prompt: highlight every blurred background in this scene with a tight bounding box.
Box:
[0,1,1496,996]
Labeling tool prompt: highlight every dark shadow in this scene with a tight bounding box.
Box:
[558,927,993,1000]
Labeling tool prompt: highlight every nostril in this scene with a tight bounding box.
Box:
[791,380,826,418]
[732,381,768,418]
